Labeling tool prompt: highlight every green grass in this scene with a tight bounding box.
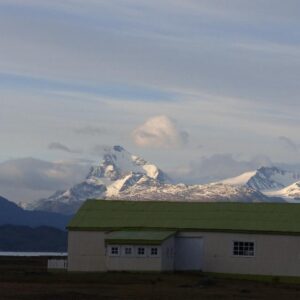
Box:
[2,269,300,300]
[204,272,300,284]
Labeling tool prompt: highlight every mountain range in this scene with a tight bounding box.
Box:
[0,196,70,229]
[24,146,300,215]
[0,225,67,252]
[0,196,69,251]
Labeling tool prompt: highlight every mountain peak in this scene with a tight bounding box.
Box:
[87,145,168,183]
[29,146,169,213]
[266,181,300,202]
[221,166,300,191]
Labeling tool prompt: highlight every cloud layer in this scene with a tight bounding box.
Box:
[0,0,300,174]
[170,154,273,184]
[74,126,107,136]
[0,158,90,202]
[132,115,188,149]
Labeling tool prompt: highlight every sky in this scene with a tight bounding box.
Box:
[1,0,300,202]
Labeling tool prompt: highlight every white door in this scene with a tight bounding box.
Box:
[175,237,203,271]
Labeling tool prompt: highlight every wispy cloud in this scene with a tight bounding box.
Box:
[1,0,300,170]
[278,136,299,152]
[1,0,300,105]
[90,144,112,156]
[48,142,80,154]
[170,154,273,184]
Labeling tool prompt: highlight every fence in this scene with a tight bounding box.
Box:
[47,258,68,270]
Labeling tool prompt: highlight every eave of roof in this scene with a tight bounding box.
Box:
[105,230,175,245]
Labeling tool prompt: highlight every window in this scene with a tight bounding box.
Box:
[124,247,133,256]
[109,246,120,256]
[150,247,158,256]
[137,247,146,256]
[233,241,255,257]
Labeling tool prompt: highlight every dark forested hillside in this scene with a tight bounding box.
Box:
[0,225,67,252]
[0,196,71,229]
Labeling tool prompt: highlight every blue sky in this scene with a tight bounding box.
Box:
[1,0,300,201]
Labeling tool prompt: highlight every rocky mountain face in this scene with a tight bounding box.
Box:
[27,146,170,214]
[27,179,107,215]
[86,145,169,184]
[220,166,300,203]
[25,146,290,215]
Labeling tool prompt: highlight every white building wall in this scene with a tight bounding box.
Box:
[68,231,107,272]
[68,231,173,272]
[106,237,175,271]
[178,231,300,277]
[105,245,161,271]
[68,230,300,276]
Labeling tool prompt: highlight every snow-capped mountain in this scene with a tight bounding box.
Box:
[221,166,300,191]
[86,145,169,184]
[27,146,169,214]
[27,146,296,215]
[108,180,279,203]
[27,179,107,215]
[265,182,300,202]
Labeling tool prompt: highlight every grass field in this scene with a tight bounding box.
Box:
[1,271,300,300]
[1,257,300,299]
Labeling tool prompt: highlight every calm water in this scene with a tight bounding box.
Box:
[0,252,67,256]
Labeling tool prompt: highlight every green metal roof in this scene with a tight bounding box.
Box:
[105,231,175,245]
[67,200,300,235]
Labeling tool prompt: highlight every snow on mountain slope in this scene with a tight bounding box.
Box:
[108,181,281,203]
[265,182,300,202]
[28,146,169,214]
[106,172,144,197]
[221,167,300,191]
[87,145,169,184]
[221,171,257,186]
[26,179,107,214]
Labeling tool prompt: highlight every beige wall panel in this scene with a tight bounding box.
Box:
[204,233,300,276]
[68,230,300,276]
[179,231,300,276]
[106,255,161,271]
[68,231,107,272]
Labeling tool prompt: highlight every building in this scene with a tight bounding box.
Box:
[67,200,300,276]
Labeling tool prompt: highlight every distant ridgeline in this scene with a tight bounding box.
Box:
[0,196,71,229]
[0,196,69,251]
[0,225,67,252]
